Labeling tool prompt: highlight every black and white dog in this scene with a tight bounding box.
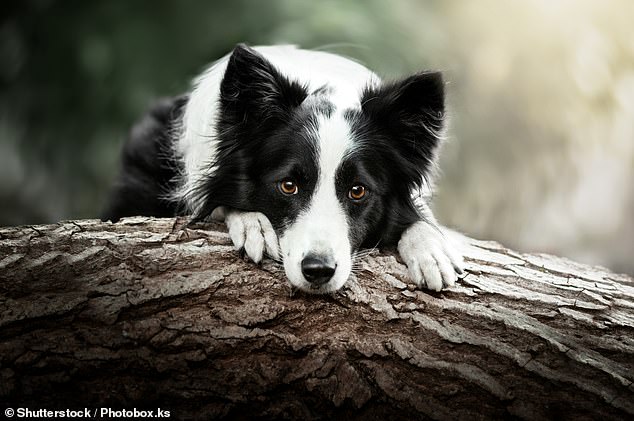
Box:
[103,44,463,293]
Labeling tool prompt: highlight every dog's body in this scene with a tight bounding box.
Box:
[104,44,463,293]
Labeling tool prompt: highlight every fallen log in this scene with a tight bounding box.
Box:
[0,217,632,420]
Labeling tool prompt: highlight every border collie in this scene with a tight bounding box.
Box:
[103,44,464,293]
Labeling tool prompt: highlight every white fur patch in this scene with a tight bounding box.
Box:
[279,112,355,293]
[397,220,465,291]
[224,209,280,263]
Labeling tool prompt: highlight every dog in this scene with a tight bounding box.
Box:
[103,44,464,293]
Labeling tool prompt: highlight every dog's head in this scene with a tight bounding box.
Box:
[193,44,445,293]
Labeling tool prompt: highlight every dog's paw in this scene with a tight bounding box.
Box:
[224,211,280,263]
[397,221,464,291]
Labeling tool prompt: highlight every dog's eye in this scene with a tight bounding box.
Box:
[279,179,298,195]
[348,185,366,200]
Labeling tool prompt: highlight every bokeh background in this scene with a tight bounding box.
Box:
[1,0,632,275]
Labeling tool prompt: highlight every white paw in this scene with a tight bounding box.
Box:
[397,221,464,291]
[224,210,280,263]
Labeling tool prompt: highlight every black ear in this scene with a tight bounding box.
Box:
[219,44,308,129]
[361,71,445,152]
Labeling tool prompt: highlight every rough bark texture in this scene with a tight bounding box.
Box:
[0,217,633,420]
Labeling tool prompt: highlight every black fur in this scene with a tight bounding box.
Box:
[219,44,308,136]
[190,44,315,225]
[343,72,445,247]
[102,96,187,222]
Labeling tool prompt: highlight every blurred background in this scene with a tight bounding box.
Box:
[1,0,632,275]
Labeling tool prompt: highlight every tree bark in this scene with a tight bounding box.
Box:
[0,217,632,420]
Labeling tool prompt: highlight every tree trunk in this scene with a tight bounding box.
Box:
[0,217,632,420]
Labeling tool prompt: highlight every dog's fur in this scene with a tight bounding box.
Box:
[103,44,463,293]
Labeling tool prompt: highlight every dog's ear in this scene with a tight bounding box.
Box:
[360,72,445,169]
[220,44,307,129]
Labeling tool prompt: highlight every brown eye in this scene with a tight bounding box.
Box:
[348,185,366,200]
[279,179,298,195]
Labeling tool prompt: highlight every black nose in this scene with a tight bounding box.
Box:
[301,255,336,285]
